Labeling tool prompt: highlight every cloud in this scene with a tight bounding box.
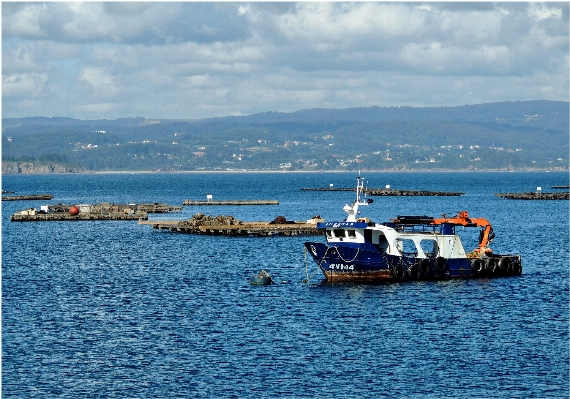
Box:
[2,2,568,120]
[2,72,48,98]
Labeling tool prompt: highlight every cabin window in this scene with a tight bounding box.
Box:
[347,229,356,238]
[377,234,389,253]
[333,229,346,238]
[396,238,418,257]
[326,230,332,238]
[420,239,438,257]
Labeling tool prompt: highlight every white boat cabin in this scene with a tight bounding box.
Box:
[321,222,468,260]
[323,174,468,259]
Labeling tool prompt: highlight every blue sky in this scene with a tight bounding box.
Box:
[2,2,568,120]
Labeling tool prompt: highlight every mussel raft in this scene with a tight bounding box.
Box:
[142,213,324,236]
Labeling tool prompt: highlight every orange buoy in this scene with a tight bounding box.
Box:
[69,206,80,216]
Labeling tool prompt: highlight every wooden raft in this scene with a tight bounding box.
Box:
[183,200,279,206]
[365,189,464,196]
[300,187,355,191]
[11,212,148,222]
[495,192,570,200]
[2,194,54,201]
[301,187,463,196]
[139,220,322,236]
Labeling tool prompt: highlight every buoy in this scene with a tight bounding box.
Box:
[250,270,273,285]
[69,206,80,216]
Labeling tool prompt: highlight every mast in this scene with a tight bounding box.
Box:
[344,173,370,222]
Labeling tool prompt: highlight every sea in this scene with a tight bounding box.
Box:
[2,171,569,398]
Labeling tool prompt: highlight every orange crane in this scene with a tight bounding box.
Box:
[431,211,495,255]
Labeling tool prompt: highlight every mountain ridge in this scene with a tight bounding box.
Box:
[3,100,568,173]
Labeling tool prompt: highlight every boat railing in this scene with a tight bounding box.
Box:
[397,224,439,234]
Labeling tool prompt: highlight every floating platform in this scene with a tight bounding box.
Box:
[182,199,279,206]
[48,203,182,213]
[2,194,54,201]
[11,212,147,222]
[11,202,149,222]
[495,192,570,200]
[552,185,570,189]
[140,220,321,236]
[365,189,464,197]
[301,187,463,196]
[301,187,355,191]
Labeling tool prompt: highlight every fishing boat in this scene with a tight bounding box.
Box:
[304,175,522,282]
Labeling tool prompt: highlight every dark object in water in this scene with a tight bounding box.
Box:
[250,270,273,285]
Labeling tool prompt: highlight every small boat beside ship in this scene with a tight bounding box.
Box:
[304,175,522,282]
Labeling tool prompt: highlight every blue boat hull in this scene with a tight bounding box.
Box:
[304,242,521,282]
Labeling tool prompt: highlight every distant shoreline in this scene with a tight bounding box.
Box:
[14,167,568,175]
[91,169,568,174]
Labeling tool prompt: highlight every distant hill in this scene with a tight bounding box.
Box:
[211,100,568,132]
[2,116,148,131]
[2,101,568,173]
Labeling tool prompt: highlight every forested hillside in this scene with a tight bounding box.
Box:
[2,101,568,173]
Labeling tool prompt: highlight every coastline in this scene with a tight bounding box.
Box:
[3,167,568,176]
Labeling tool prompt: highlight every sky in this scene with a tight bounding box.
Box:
[2,2,569,120]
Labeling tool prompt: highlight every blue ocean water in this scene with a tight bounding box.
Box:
[2,171,569,398]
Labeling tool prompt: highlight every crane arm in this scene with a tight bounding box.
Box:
[431,211,495,255]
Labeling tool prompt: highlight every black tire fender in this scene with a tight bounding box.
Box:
[486,258,499,275]
[434,257,447,273]
[393,263,406,280]
[511,261,522,275]
[499,258,512,274]
[470,258,484,274]
[407,263,421,279]
[419,259,431,276]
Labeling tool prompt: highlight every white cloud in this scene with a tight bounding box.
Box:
[1,2,568,119]
[2,72,49,97]
[529,4,563,21]
[2,3,49,38]
[277,3,426,46]
[80,67,119,98]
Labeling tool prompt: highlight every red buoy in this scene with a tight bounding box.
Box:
[69,206,80,216]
